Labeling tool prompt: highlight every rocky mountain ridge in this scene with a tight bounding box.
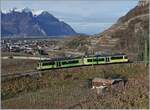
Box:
[89,1,149,60]
[1,9,76,37]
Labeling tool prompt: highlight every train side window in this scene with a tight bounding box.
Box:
[49,62,55,65]
[111,56,123,60]
[42,63,48,66]
[75,60,79,63]
[124,56,127,59]
[98,58,104,61]
[42,62,55,66]
[62,61,68,65]
[62,60,79,65]
[68,61,72,64]
[68,60,79,64]
[93,59,97,62]
[72,60,79,63]
[87,59,92,62]
[87,58,97,62]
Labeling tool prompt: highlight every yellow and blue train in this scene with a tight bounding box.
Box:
[37,54,128,70]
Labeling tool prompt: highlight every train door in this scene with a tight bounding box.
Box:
[96,56,98,64]
[38,62,42,70]
[56,61,61,68]
[105,57,110,63]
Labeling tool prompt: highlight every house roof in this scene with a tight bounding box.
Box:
[92,77,123,85]
[92,78,114,85]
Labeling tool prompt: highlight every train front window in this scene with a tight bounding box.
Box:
[111,56,123,60]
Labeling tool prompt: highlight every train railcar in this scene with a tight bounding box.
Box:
[83,54,128,65]
[37,57,83,70]
[97,54,128,64]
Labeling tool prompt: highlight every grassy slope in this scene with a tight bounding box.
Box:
[1,63,149,109]
[92,4,149,61]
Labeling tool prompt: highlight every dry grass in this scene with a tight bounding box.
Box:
[1,59,37,74]
[1,62,149,109]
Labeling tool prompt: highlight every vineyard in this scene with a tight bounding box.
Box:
[1,62,149,109]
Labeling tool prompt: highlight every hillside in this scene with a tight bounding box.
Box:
[1,9,76,37]
[89,2,149,61]
[1,63,148,109]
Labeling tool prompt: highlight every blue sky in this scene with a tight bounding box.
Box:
[1,0,138,35]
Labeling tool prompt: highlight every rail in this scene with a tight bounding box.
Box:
[1,70,39,82]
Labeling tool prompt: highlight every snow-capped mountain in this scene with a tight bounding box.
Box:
[1,8,76,37]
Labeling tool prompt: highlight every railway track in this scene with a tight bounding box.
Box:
[1,61,146,82]
[1,70,39,82]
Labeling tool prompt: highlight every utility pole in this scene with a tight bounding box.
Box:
[142,30,148,66]
[144,39,148,66]
[92,48,94,67]
[9,42,12,59]
[38,45,42,77]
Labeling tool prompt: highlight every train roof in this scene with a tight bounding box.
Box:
[38,56,82,62]
[87,53,127,57]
